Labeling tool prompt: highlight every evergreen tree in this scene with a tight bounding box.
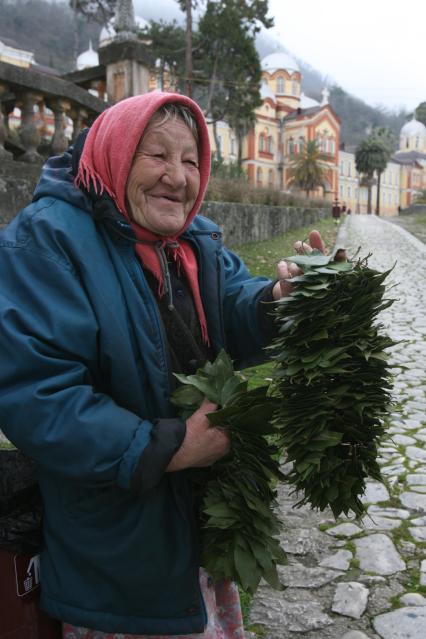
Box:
[147,1,273,165]
[144,20,187,92]
[69,0,115,25]
[196,0,272,161]
[177,0,197,98]
[415,101,426,128]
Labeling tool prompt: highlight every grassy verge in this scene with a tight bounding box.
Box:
[234,216,340,280]
[390,213,426,243]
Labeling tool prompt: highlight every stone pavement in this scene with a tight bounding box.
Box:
[249,215,426,639]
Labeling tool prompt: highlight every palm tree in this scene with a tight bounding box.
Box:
[355,137,389,214]
[370,128,395,215]
[288,140,327,199]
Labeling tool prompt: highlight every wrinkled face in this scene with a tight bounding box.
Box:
[125,116,200,236]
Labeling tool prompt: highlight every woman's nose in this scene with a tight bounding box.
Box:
[162,160,187,188]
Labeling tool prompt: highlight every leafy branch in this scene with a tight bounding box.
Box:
[269,251,397,517]
[172,352,286,595]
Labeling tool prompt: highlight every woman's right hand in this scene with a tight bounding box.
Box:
[166,398,230,472]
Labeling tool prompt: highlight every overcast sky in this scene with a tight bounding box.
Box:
[109,0,425,113]
[267,0,424,113]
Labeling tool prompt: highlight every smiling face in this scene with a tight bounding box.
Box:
[125,116,200,236]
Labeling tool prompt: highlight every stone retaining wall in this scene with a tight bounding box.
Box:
[0,162,328,244]
[200,201,328,246]
[0,159,41,226]
[401,204,426,215]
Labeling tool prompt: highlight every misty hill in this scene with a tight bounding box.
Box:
[0,0,409,147]
[0,0,101,73]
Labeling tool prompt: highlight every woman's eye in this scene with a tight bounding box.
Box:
[185,159,199,167]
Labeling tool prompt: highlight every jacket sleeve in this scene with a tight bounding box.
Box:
[221,246,275,368]
[0,245,183,491]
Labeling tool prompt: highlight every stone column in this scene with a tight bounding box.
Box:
[0,83,12,160]
[100,40,150,104]
[19,92,43,163]
[70,106,89,143]
[50,99,70,156]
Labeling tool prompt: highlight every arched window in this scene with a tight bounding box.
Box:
[268,136,274,154]
[277,76,284,93]
[259,133,265,152]
[230,137,236,155]
[256,167,263,186]
[292,80,298,95]
[299,135,305,150]
[268,169,274,186]
[330,139,335,154]
[288,137,294,154]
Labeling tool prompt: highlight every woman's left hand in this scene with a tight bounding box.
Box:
[272,229,326,301]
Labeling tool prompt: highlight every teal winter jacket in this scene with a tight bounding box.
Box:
[0,152,272,634]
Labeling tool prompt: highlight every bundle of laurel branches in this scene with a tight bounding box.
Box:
[269,250,396,517]
[171,351,286,595]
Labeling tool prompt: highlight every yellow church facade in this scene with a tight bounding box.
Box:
[208,52,340,201]
[208,52,426,216]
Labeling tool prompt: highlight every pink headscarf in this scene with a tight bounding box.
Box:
[76,92,212,343]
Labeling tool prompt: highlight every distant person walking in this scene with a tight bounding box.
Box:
[332,198,341,225]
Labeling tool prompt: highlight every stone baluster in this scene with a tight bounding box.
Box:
[19,92,42,163]
[0,83,12,160]
[70,106,89,143]
[49,99,70,156]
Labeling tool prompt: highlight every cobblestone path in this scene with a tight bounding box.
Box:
[249,215,426,639]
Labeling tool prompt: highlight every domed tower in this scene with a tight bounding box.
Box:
[398,116,426,153]
[260,52,301,111]
[76,41,99,71]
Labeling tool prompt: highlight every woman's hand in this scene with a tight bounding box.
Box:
[272,229,327,301]
[166,398,230,472]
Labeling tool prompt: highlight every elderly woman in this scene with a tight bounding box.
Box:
[0,92,324,638]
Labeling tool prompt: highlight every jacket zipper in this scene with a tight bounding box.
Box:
[115,220,174,396]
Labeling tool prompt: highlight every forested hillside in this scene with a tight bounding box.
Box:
[0,0,410,146]
[0,0,100,73]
